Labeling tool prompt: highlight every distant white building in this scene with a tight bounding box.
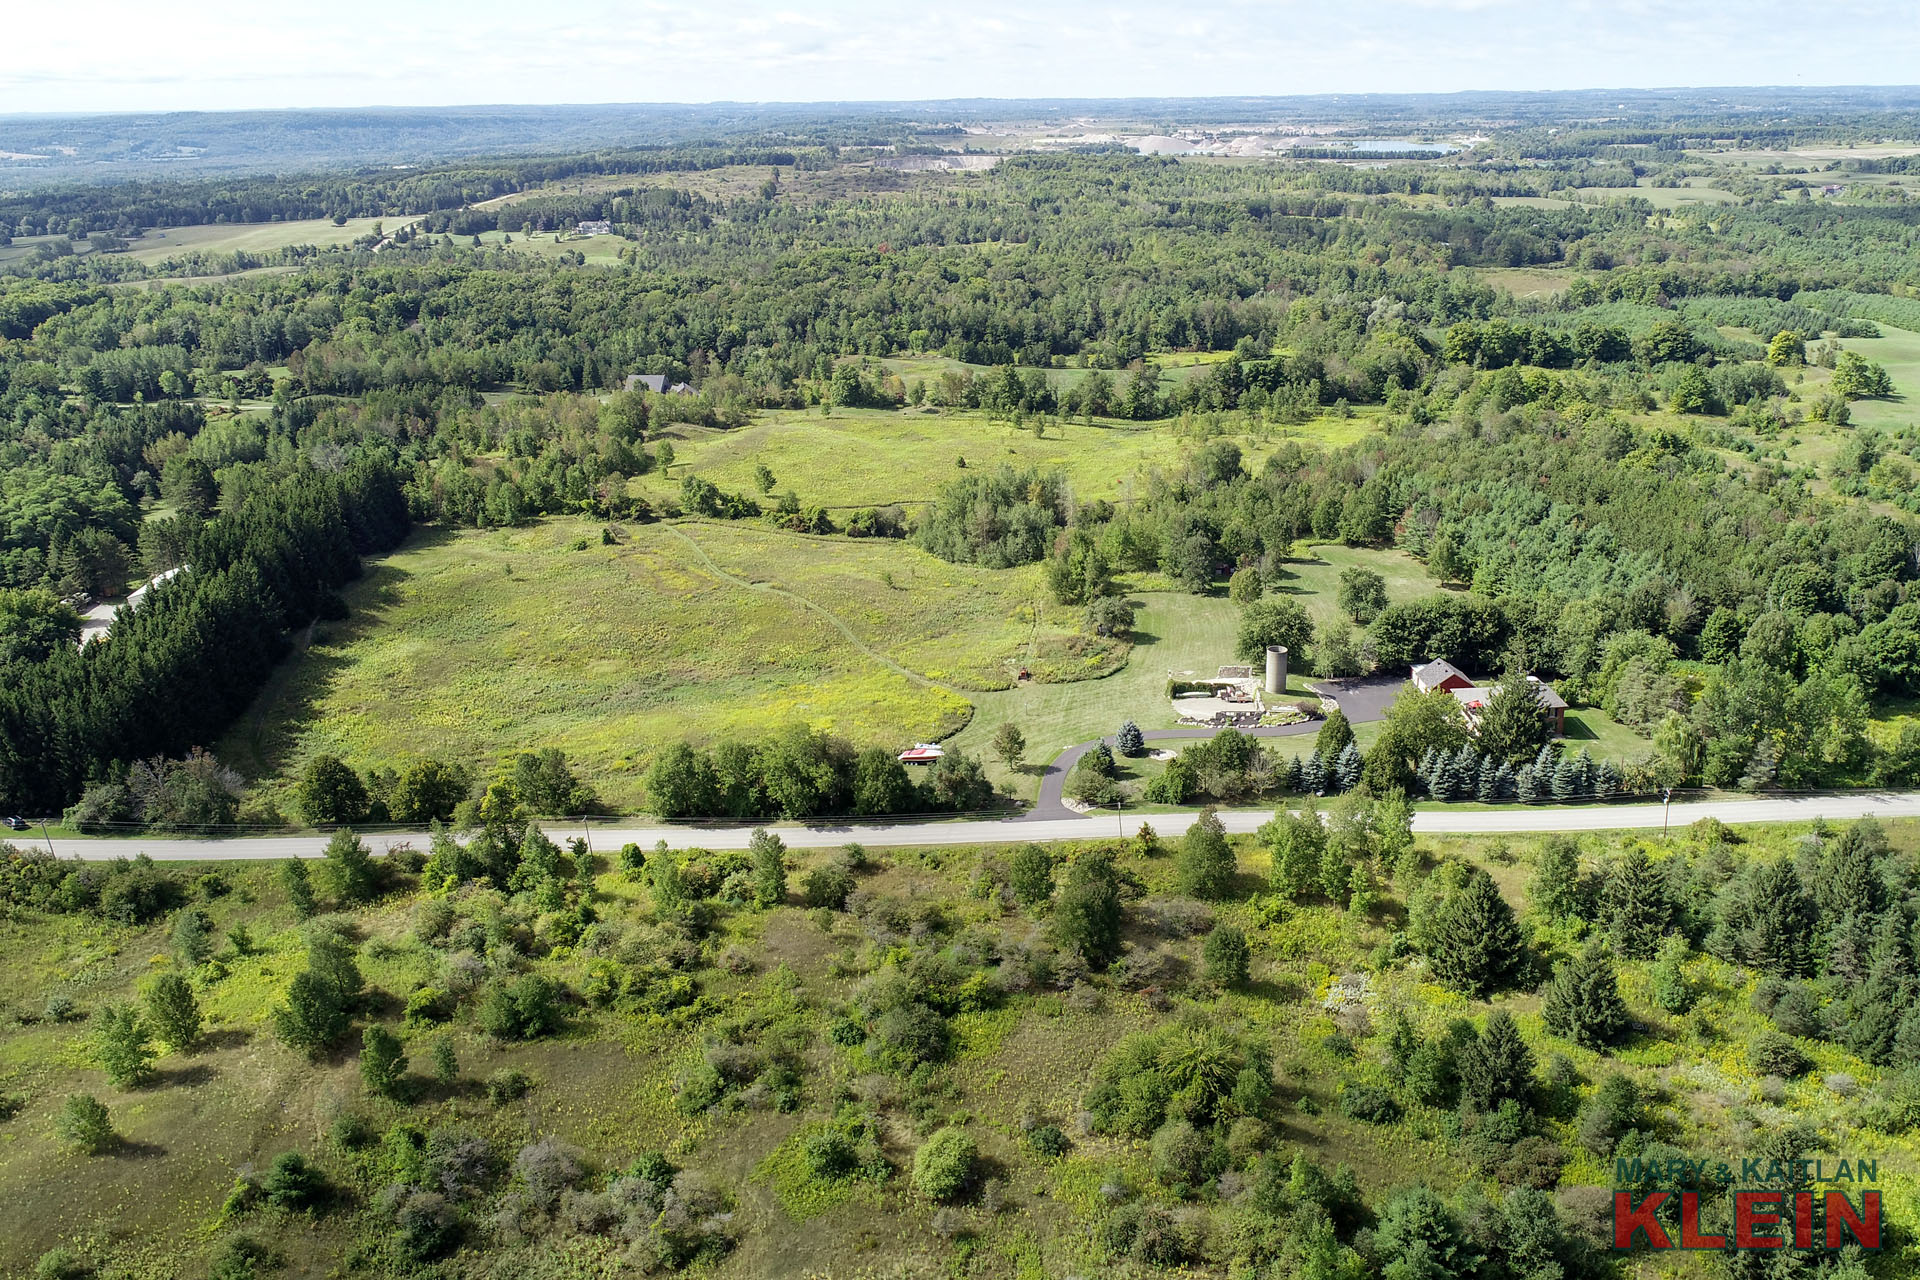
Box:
[577,220,613,236]
[79,566,187,647]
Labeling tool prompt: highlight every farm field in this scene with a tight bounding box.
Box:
[1573,183,1739,207]
[221,520,979,812]
[633,409,1319,512]
[0,216,406,268]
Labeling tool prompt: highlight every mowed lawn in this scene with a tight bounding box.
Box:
[1838,322,1920,432]
[222,519,976,811]
[956,543,1440,798]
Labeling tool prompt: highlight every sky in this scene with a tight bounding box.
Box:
[6,0,1920,115]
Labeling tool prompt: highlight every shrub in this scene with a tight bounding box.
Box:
[1175,808,1235,899]
[34,1249,90,1280]
[911,1127,976,1201]
[93,1005,154,1088]
[55,1094,115,1154]
[206,1234,277,1280]
[478,974,565,1040]
[1749,1031,1810,1078]
[1009,843,1054,909]
[360,1026,409,1098]
[1201,924,1251,985]
[803,1130,860,1178]
[487,1068,534,1106]
[1339,1082,1401,1124]
[1148,1117,1209,1187]
[802,863,854,909]
[1028,1124,1068,1157]
[261,1151,326,1210]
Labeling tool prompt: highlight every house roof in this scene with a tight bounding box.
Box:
[1452,679,1568,713]
[1412,658,1470,690]
[628,374,668,393]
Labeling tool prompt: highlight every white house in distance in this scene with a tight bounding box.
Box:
[1411,659,1567,736]
[576,219,613,235]
[624,374,696,395]
[78,566,187,647]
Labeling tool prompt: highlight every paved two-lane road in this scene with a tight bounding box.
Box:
[30,791,1920,862]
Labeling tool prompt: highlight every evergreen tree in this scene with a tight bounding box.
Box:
[1453,746,1481,797]
[1594,759,1622,799]
[1333,743,1363,792]
[1867,908,1913,986]
[360,1025,408,1098]
[1542,943,1629,1049]
[1301,752,1328,794]
[1745,860,1817,977]
[94,1004,155,1088]
[1494,762,1517,799]
[1416,746,1439,794]
[1316,709,1355,759]
[1551,754,1580,801]
[1811,825,1885,924]
[1477,670,1553,764]
[431,1036,459,1088]
[1374,789,1414,880]
[1176,808,1236,900]
[1601,847,1671,959]
[1572,749,1596,798]
[324,828,378,904]
[1116,720,1145,757]
[1514,765,1543,804]
[142,970,202,1052]
[1278,754,1304,793]
[1827,911,1874,984]
[749,827,787,907]
[172,906,214,965]
[1475,754,1500,803]
[1459,1011,1536,1112]
[1202,924,1251,986]
[1374,1186,1485,1280]
[1532,743,1559,780]
[1429,866,1526,997]
[1650,935,1694,1013]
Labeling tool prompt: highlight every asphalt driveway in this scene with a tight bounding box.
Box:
[1306,675,1408,723]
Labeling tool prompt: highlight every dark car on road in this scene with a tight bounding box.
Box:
[3,816,29,831]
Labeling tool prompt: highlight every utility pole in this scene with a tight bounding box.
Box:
[1115,797,1124,839]
[39,816,55,858]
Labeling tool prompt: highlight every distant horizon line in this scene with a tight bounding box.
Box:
[8,84,1920,121]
